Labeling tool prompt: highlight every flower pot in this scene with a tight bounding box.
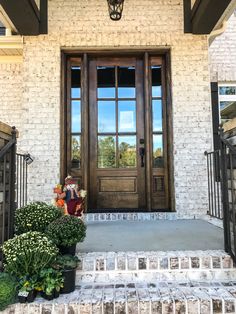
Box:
[58,244,76,255]
[18,290,37,303]
[41,289,60,300]
[61,268,76,294]
[18,294,27,303]
[27,290,37,303]
[40,291,54,301]
[54,290,60,298]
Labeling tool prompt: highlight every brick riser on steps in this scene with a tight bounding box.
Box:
[76,269,236,284]
[75,250,234,283]
[76,250,233,273]
[3,283,236,314]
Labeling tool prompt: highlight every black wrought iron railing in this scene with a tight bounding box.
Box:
[205,150,223,219]
[0,126,31,253]
[205,130,236,260]
[220,136,236,258]
[0,127,17,245]
[16,153,29,208]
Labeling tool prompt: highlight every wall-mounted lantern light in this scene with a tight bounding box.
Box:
[107,0,124,21]
[24,153,34,165]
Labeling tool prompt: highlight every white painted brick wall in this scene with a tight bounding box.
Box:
[0,63,23,145]
[209,12,236,82]
[0,0,212,215]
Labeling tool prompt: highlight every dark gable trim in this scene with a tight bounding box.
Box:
[0,0,47,35]
[211,82,220,151]
[183,0,192,33]
[191,0,232,34]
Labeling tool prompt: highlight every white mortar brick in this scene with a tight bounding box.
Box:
[0,0,212,214]
[209,12,236,82]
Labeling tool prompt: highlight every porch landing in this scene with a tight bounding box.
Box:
[78,219,224,252]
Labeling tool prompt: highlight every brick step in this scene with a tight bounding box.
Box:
[76,250,235,283]
[3,281,236,314]
[84,212,211,222]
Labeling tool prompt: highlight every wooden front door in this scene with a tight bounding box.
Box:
[89,57,146,209]
[64,53,170,211]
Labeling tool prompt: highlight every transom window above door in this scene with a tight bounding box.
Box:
[97,66,137,169]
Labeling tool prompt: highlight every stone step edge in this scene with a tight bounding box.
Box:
[76,251,233,272]
[3,285,236,314]
[83,212,223,226]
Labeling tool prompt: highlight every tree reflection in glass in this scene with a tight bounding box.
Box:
[98,136,116,168]
[71,135,81,168]
[119,136,136,168]
[153,135,164,168]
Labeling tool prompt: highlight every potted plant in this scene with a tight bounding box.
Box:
[46,215,86,255]
[15,202,62,235]
[39,268,64,300]
[1,231,59,278]
[0,273,17,311]
[52,255,79,294]
[18,275,38,303]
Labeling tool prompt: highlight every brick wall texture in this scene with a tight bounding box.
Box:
[0,0,212,215]
[209,12,236,82]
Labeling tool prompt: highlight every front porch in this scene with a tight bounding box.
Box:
[2,216,236,314]
[80,217,224,252]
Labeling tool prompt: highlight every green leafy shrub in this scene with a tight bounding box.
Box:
[0,273,17,311]
[39,268,64,295]
[15,202,62,234]
[2,231,59,277]
[52,254,79,270]
[46,215,86,247]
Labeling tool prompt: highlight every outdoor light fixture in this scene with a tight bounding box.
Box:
[107,0,124,21]
[24,153,34,165]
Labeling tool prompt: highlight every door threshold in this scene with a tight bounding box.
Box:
[87,208,171,213]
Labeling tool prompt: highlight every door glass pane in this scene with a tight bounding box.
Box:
[71,135,81,168]
[118,66,135,98]
[98,101,116,133]
[98,136,116,168]
[118,101,136,132]
[119,136,136,168]
[152,66,162,97]
[152,100,162,132]
[97,66,115,98]
[71,100,81,133]
[219,86,236,95]
[153,134,164,168]
[220,101,234,110]
[71,67,81,98]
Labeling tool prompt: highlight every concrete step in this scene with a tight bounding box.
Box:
[76,250,235,283]
[3,281,236,314]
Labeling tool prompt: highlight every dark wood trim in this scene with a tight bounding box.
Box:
[88,60,97,209]
[191,0,232,34]
[82,53,89,211]
[61,50,173,212]
[39,0,48,34]
[60,52,67,183]
[165,51,175,212]
[66,59,72,177]
[144,52,152,211]
[211,82,220,151]
[161,56,169,209]
[183,0,192,33]
[0,0,40,35]
[136,58,146,209]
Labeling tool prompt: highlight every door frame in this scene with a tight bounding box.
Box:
[60,49,174,212]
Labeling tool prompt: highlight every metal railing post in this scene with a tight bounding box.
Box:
[219,128,231,254]
[9,126,16,238]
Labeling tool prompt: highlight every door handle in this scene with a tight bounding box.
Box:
[139,147,145,167]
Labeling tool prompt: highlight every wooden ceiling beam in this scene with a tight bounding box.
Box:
[0,0,47,35]
[191,0,232,34]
